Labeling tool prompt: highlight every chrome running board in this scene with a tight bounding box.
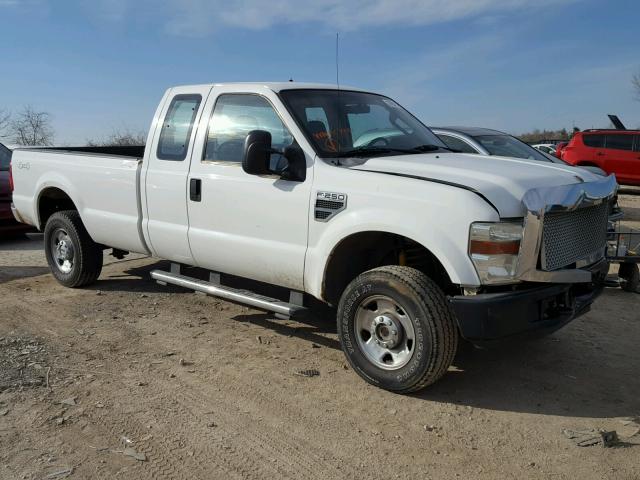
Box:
[150,268,306,318]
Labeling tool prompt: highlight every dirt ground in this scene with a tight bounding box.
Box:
[0,194,639,480]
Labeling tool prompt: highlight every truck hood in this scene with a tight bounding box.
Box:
[347,153,601,217]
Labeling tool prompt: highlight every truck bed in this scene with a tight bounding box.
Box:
[11,147,148,254]
[27,145,145,159]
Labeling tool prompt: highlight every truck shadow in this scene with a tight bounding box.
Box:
[97,260,639,419]
[96,260,343,349]
[0,266,51,284]
[415,324,639,419]
[0,233,44,251]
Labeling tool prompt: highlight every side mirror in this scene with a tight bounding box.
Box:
[242,130,272,175]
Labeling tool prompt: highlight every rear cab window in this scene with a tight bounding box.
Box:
[157,94,202,161]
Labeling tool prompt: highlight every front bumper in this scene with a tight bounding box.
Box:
[450,258,608,343]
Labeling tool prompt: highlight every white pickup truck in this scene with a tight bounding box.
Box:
[11,83,617,393]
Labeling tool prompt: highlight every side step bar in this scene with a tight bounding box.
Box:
[150,269,306,318]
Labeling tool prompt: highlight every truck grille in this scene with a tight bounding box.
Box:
[541,202,609,271]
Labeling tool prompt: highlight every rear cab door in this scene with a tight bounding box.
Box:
[142,86,212,263]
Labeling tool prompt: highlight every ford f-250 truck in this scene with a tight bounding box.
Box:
[11,83,617,393]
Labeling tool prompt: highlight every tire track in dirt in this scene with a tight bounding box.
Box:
[2,279,368,479]
[31,390,235,480]
[165,385,325,479]
[8,296,317,479]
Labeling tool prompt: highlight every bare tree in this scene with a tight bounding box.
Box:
[87,128,146,147]
[518,128,570,143]
[0,108,10,139]
[10,106,55,146]
[633,71,640,101]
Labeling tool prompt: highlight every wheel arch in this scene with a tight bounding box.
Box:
[321,230,456,306]
[37,186,79,229]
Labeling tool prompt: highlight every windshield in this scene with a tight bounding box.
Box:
[473,135,550,162]
[279,89,447,158]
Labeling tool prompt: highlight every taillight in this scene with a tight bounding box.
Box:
[8,162,14,192]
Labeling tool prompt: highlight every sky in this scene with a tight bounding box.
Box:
[0,0,638,145]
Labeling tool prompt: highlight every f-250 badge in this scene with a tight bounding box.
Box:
[315,191,347,222]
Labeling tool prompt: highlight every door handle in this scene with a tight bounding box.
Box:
[596,152,605,156]
[190,178,202,202]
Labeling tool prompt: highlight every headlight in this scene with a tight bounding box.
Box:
[469,221,523,285]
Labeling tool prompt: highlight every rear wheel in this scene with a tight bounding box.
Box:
[337,266,458,393]
[44,210,103,287]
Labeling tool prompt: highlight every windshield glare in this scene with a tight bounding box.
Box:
[474,135,550,162]
[279,89,447,157]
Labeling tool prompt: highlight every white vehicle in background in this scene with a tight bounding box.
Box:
[11,83,617,393]
[432,127,607,176]
[532,143,557,155]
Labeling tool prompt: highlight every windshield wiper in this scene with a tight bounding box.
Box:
[410,144,459,153]
[334,144,458,158]
[334,146,409,158]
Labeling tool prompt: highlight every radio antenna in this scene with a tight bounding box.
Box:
[335,32,340,88]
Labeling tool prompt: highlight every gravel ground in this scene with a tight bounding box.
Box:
[0,194,638,479]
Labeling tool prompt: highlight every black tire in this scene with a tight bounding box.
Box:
[44,210,103,288]
[619,263,639,293]
[337,266,458,393]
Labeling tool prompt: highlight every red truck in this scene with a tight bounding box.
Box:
[562,130,640,186]
[1,142,33,236]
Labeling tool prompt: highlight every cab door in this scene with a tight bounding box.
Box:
[143,86,212,263]
[186,87,313,290]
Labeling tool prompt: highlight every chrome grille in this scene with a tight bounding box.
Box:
[541,202,609,271]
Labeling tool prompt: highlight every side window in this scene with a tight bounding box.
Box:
[204,94,293,164]
[605,134,633,151]
[582,134,605,148]
[635,136,640,153]
[437,134,478,154]
[157,94,202,161]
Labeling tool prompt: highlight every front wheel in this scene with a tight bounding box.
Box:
[337,266,458,393]
[44,210,103,288]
